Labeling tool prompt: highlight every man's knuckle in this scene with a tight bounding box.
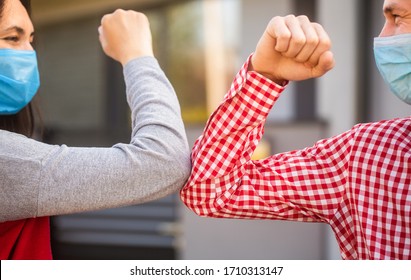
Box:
[306,36,319,46]
[285,14,296,20]
[297,15,310,22]
[292,35,306,46]
[321,38,332,49]
[281,30,292,38]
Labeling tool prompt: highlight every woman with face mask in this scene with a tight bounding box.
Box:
[0,0,190,259]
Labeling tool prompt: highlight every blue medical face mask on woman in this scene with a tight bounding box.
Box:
[0,48,40,115]
[374,33,411,105]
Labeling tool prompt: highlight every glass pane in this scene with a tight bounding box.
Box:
[148,1,208,124]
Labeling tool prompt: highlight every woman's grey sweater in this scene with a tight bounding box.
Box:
[0,56,191,222]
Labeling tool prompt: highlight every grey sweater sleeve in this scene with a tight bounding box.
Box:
[0,56,191,222]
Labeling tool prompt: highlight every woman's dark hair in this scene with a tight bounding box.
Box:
[0,0,40,138]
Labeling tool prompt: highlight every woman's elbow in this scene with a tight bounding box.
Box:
[172,151,191,189]
[161,144,191,192]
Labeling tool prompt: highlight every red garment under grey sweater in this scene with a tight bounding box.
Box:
[0,217,52,259]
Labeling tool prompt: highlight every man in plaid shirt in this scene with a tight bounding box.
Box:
[180,0,411,260]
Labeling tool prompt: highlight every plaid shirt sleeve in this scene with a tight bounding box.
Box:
[180,55,356,222]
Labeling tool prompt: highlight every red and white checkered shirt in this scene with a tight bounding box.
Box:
[180,55,411,260]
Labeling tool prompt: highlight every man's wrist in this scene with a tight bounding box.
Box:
[249,55,287,86]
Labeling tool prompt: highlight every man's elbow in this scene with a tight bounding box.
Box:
[179,185,217,218]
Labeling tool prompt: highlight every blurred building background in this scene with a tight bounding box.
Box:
[30,0,410,260]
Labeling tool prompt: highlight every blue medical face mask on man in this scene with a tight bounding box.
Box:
[0,48,40,115]
[374,33,411,105]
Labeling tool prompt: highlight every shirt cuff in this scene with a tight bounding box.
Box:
[246,53,289,88]
[224,53,287,101]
